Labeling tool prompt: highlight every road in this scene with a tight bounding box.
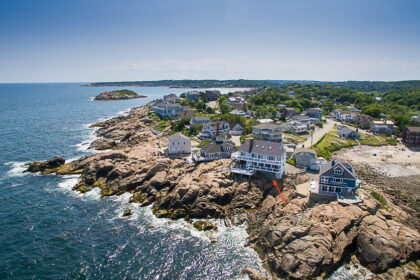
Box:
[301,118,341,148]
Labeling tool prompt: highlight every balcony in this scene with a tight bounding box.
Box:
[231,152,283,165]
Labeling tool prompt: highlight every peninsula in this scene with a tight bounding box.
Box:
[94,89,146,101]
[25,95,420,279]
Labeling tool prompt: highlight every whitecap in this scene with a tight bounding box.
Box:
[56,175,101,201]
[4,161,29,177]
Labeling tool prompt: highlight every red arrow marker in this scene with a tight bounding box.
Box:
[273,180,287,205]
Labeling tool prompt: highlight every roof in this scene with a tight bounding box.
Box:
[191,116,210,121]
[338,127,354,134]
[320,160,356,180]
[406,127,420,133]
[307,108,322,112]
[253,123,282,130]
[159,103,184,108]
[292,115,311,121]
[229,122,243,130]
[202,141,235,153]
[167,133,190,141]
[292,148,316,157]
[238,139,285,157]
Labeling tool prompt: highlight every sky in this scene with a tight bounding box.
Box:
[0,0,419,82]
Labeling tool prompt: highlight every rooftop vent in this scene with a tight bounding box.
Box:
[269,146,272,149]
[256,144,259,148]
[262,145,264,148]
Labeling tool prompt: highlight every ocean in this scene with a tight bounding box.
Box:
[0,83,360,280]
[0,83,265,279]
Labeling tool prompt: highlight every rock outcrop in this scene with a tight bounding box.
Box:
[94,89,146,101]
[25,102,420,279]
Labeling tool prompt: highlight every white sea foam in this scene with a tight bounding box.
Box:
[56,175,101,201]
[5,161,29,177]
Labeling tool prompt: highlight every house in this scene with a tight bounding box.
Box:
[229,123,244,136]
[231,139,286,179]
[199,121,230,139]
[163,93,180,103]
[277,104,286,111]
[227,96,247,106]
[305,108,323,120]
[153,103,185,118]
[317,160,360,196]
[205,90,221,101]
[252,123,283,142]
[292,148,320,172]
[229,109,246,117]
[186,91,200,101]
[283,121,308,134]
[402,127,420,147]
[291,115,312,128]
[355,114,373,129]
[178,107,195,119]
[338,126,360,139]
[410,115,420,124]
[288,91,295,97]
[193,140,235,162]
[190,116,210,125]
[167,133,191,155]
[347,105,360,112]
[370,120,395,134]
[280,107,297,118]
[334,109,356,122]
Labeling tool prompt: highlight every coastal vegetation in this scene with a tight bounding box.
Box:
[94,89,145,101]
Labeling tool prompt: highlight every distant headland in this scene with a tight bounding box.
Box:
[83,79,420,92]
[94,89,146,101]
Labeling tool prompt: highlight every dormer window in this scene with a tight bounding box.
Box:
[334,168,343,175]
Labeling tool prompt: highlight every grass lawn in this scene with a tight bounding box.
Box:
[283,132,306,144]
[359,133,398,146]
[312,134,358,160]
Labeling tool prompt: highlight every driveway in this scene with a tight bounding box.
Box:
[301,118,340,148]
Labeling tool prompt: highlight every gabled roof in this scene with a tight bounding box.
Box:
[338,127,354,134]
[320,160,356,180]
[238,139,285,157]
[167,133,190,141]
[202,141,235,153]
[229,122,243,130]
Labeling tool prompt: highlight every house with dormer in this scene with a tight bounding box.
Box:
[231,139,286,179]
[318,160,359,196]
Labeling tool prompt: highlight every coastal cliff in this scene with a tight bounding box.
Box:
[26,104,420,279]
[93,89,146,101]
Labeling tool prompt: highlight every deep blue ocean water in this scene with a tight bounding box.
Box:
[0,83,265,280]
[0,83,357,280]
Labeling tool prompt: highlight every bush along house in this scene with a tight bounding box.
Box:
[311,160,362,204]
[231,139,286,179]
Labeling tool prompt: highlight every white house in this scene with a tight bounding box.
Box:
[283,121,308,134]
[334,109,356,122]
[190,116,210,125]
[231,139,286,179]
[229,123,244,135]
[199,121,230,140]
[167,133,191,154]
[252,123,283,142]
[153,103,185,118]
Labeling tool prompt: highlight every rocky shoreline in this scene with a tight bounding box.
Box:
[93,89,146,101]
[26,103,420,279]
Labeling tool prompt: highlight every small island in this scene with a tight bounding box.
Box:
[94,89,146,101]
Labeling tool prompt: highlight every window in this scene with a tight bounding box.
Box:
[335,187,341,193]
[329,186,334,192]
[258,154,263,159]
[321,177,328,183]
[322,185,328,191]
[333,178,343,184]
[268,156,275,161]
[334,168,343,175]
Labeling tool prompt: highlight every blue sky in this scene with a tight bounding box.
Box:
[0,0,419,82]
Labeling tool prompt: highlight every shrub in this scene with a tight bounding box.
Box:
[370,189,387,205]
[286,158,296,165]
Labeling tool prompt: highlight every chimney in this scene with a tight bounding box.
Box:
[216,121,220,137]
[249,139,254,153]
[331,160,335,167]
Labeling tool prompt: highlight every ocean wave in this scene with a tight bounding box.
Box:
[56,175,101,201]
[4,161,29,177]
